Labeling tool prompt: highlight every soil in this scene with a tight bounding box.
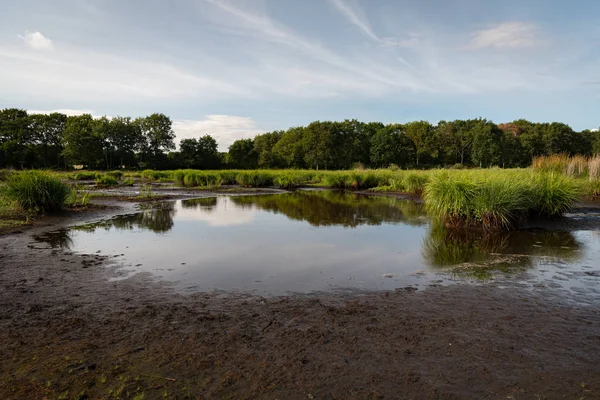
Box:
[1,193,599,400]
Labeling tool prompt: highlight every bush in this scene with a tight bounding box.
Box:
[71,171,97,181]
[141,169,172,181]
[529,173,580,217]
[106,171,124,180]
[6,171,70,212]
[95,174,119,186]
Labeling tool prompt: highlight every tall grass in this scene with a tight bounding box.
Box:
[6,171,70,212]
[424,171,580,229]
[533,154,600,180]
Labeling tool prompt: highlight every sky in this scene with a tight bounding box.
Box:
[1,0,599,151]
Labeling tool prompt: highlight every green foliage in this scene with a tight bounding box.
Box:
[140,169,173,181]
[71,171,97,180]
[529,173,580,217]
[424,170,580,229]
[65,185,91,207]
[106,170,124,180]
[0,169,15,182]
[95,174,119,186]
[5,171,70,212]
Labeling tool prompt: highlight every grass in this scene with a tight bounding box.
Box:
[5,170,70,213]
[95,174,119,186]
[424,170,580,229]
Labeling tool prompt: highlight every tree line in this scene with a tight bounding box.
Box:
[1,108,599,170]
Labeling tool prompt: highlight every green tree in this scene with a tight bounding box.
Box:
[106,116,143,169]
[254,131,284,168]
[62,114,104,168]
[369,124,414,167]
[29,113,67,168]
[272,127,306,168]
[227,138,257,169]
[302,121,337,170]
[0,108,32,168]
[135,113,175,168]
[404,121,437,166]
[180,135,220,169]
[471,120,503,167]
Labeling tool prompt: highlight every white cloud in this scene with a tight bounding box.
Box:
[469,22,542,49]
[173,115,263,151]
[178,197,257,227]
[18,31,54,51]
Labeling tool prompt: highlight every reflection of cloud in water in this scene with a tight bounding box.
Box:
[178,197,256,227]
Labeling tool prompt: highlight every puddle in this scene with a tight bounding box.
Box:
[33,191,600,298]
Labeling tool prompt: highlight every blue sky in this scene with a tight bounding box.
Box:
[1,0,599,150]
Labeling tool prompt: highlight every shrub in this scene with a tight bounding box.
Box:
[529,173,580,217]
[95,174,119,186]
[6,171,70,212]
[106,170,124,180]
[141,169,172,181]
[71,171,97,181]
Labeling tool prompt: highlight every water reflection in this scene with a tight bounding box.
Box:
[31,191,599,297]
[423,221,582,269]
[230,190,426,227]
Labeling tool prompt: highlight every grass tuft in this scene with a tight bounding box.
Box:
[6,171,70,212]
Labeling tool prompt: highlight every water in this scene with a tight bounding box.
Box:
[34,191,600,298]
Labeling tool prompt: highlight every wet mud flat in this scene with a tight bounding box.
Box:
[1,196,600,399]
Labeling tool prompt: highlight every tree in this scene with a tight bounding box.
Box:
[106,116,143,168]
[438,120,478,165]
[272,127,306,168]
[369,124,414,168]
[180,135,220,169]
[0,108,32,168]
[135,113,175,168]
[404,121,437,166]
[62,114,104,168]
[29,113,67,168]
[471,120,503,167]
[302,121,337,170]
[254,131,284,168]
[227,138,257,169]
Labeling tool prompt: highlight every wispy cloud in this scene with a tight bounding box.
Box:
[469,22,543,49]
[18,31,54,51]
[328,0,379,41]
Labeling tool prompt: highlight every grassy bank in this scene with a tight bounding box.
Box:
[2,159,598,231]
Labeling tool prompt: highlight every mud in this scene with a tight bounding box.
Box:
[1,195,599,399]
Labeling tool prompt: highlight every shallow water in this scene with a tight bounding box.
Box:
[34,191,600,299]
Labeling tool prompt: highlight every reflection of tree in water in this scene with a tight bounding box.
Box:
[423,221,582,275]
[230,191,427,227]
[73,202,177,234]
[181,197,218,212]
[34,229,74,249]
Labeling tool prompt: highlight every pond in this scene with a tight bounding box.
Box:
[34,191,600,300]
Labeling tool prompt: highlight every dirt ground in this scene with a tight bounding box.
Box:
[1,196,599,400]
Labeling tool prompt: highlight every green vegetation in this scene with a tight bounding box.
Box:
[71,171,97,180]
[2,108,599,171]
[424,170,581,229]
[5,170,70,212]
[95,174,119,186]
